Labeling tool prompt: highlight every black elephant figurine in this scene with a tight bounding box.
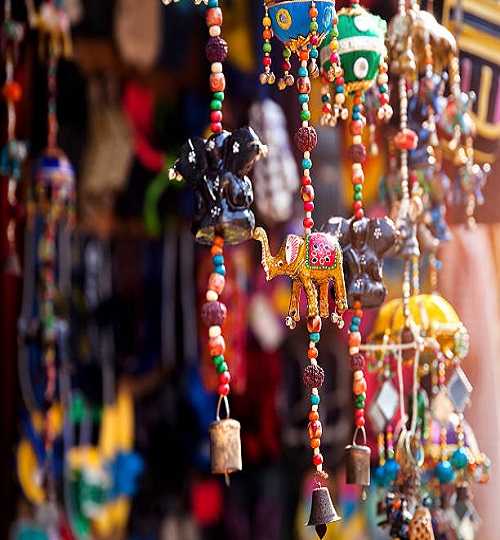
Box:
[322,215,397,309]
[169,126,266,245]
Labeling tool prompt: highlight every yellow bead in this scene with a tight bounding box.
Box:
[263,16,271,26]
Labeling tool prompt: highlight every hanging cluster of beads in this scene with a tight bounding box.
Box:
[303,316,327,478]
[259,7,276,85]
[202,236,232,399]
[1,0,26,275]
[206,0,228,134]
[348,300,367,432]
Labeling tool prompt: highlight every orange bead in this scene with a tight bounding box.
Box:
[352,299,362,310]
[353,378,367,395]
[210,73,226,93]
[354,308,363,318]
[308,420,322,438]
[213,236,224,247]
[307,347,318,359]
[299,49,309,62]
[262,29,272,40]
[206,7,223,27]
[208,335,226,357]
[211,245,223,256]
[348,331,361,347]
[309,7,318,17]
[309,410,319,421]
[310,437,321,449]
[2,81,22,102]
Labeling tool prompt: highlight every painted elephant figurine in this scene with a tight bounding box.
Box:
[253,226,348,328]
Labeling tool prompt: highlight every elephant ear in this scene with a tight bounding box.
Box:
[285,235,300,265]
[367,216,398,256]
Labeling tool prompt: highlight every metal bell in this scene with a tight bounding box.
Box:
[306,486,341,535]
[209,396,242,482]
[345,427,371,486]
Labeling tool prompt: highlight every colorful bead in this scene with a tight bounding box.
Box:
[435,460,455,483]
[306,315,322,333]
[219,371,231,384]
[309,332,320,343]
[294,126,318,152]
[310,394,320,405]
[308,420,323,438]
[209,335,226,357]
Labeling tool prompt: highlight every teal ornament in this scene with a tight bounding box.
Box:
[336,4,387,93]
[35,147,75,212]
[373,464,387,487]
[266,0,335,53]
[435,460,455,483]
[451,446,469,470]
[384,457,399,483]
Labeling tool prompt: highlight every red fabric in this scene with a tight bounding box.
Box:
[122,81,165,173]
[191,478,224,527]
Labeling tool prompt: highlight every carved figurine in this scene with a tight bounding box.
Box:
[170,126,266,245]
[253,226,348,328]
[322,216,397,309]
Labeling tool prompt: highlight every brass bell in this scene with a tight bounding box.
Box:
[208,396,242,484]
[345,427,371,486]
[306,486,341,539]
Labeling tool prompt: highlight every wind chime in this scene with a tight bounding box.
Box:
[362,2,490,538]
[255,0,351,537]
[1,0,27,276]
[166,0,267,484]
[17,0,75,521]
[317,0,398,504]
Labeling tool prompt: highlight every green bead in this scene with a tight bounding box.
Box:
[212,354,224,367]
[210,99,222,111]
[213,91,225,101]
[263,42,272,53]
[355,398,365,408]
[309,21,319,31]
[216,361,228,374]
[300,110,311,121]
[283,48,291,58]
[354,183,362,193]
[353,192,363,201]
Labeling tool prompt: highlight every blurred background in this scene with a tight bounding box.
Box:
[1,0,499,539]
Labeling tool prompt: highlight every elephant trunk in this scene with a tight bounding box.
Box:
[253,226,273,280]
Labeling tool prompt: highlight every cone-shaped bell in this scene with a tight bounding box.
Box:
[3,248,22,277]
[306,486,341,527]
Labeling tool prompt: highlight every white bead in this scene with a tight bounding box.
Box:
[312,388,319,395]
[353,57,369,79]
[312,404,318,412]
[310,358,318,366]
[314,447,320,455]
[378,72,388,85]
[354,15,370,32]
[304,151,310,159]
[335,93,345,104]
[206,290,218,301]
[349,346,360,355]
[352,135,362,145]
[209,325,221,338]
[211,62,223,73]
[209,25,221,37]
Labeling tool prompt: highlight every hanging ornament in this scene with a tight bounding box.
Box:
[166,0,266,484]
[1,0,27,276]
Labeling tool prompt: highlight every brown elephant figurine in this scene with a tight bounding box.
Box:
[253,226,348,328]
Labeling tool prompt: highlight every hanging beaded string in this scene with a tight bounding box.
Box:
[260,7,276,85]
[1,0,25,274]
[203,0,235,415]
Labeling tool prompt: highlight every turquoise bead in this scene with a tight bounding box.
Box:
[214,265,226,276]
[309,332,320,343]
[352,316,361,325]
[349,323,359,333]
[299,94,309,104]
[435,460,455,483]
[310,48,318,59]
[379,84,388,94]
[353,105,361,113]
[302,158,312,169]
[352,112,361,120]
[374,465,387,487]
[321,93,331,103]
[298,67,307,77]
[213,254,224,266]
[310,394,320,405]
[335,85,344,94]
[384,458,399,483]
[208,0,218,6]
[451,447,469,470]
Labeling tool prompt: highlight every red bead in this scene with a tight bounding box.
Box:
[282,60,291,71]
[348,332,362,347]
[355,417,365,427]
[303,217,314,229]
[218,383,230,395]
[379,93,389,105]
[353,200,363,210]
[208,272,225,294]
[219,371,231,384]
[211,122,222,133]
[322,104,332,114]
[330,53,339,63]
[307,347,318,359]
[335,76,344,86]
[394,128,418,150]
[297,76,311,94]
[301,184,315,202]
[310,35,319,45]
[2,81,22,102]
[313,453,324,466]
[206,7,223,27]
[210,110,222,122]
[354,208,364,220]
[349,119,364,136]
[308,420,323,438]
[307,316,322,333]
[304,201,314,212]
[355,408,365,418]
[262,56,272,67]
[301,175,311,186]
